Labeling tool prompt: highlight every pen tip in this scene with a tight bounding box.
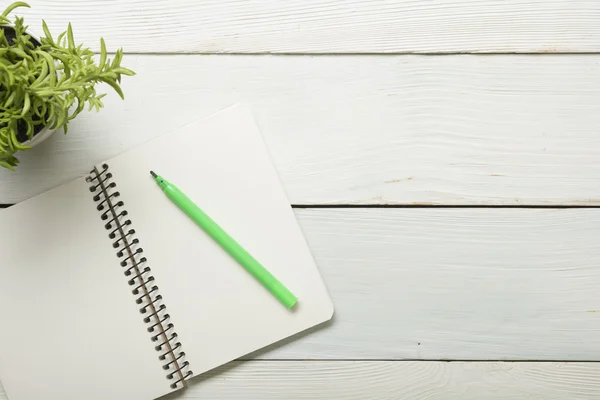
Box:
[150,171,157,178]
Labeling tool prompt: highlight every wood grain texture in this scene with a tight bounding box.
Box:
[1,361,598,399]
[0,208,597,360]
[159,361,600,400]
[15,0,600,53]
[251,209,600,360]
[1,55,600,205]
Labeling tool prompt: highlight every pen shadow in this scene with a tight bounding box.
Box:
[159,317,335,399]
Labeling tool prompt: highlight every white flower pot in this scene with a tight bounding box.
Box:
[20,125,56,148]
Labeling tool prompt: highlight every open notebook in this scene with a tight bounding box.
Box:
[0,105,334,400]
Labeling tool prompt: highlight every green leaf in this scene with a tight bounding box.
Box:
[57,31,67,48]
[99,38,107,69]
[41,20,54,44]
[0,160,16,171]
[23,118,33,139]
[54,104,67,129]
[1,2,30,18]
[51,53,71,77]
[111,48,123,68]
[9,126,29,151]
[101,71,118,80]
[37,51,56,86]
[39,100,47,120]
[4,91,16,107]
[112,67,136,76]
[0,63,15,86]
[8,47,31,60]
[103,78,124,99]
[31,57,49,86]
[46,102,55,125]
[21,92,30,116]
[67,23,75,50]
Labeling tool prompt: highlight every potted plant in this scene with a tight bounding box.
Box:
[0,1,134,170]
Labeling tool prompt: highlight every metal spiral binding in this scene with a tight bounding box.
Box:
[87,163,193,389]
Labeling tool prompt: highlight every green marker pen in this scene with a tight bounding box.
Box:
[150,171,298,309]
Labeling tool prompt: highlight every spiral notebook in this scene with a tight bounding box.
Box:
[0,105,334,400]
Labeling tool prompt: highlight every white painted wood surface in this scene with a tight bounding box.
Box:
[0,361,598,400]
[158,362,600,400]
[15,0,600,53]
[245,209,600,361]
[2,207,598,361]
[3,0,600,398]
[2,55,600,205]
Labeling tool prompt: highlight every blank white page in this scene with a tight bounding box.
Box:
[0,178,177,399]
[104,104,334,376]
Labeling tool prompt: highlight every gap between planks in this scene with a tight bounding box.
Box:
[4,204,600,209]
[96,52,600,56]
[237,358,600,363]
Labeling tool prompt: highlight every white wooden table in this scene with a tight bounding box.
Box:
[2,1,600,398]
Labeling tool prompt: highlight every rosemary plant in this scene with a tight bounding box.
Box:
[0,2,135,169]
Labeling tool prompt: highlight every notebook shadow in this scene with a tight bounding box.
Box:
[159,316,335,399]
[240,315,334,360]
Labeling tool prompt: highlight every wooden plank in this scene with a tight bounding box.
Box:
[15,0,600,53]
[148,362,600,400]
[0,208,596,360]
[2,55,600,205]
[258,209,600,360]
[2,361,599,399]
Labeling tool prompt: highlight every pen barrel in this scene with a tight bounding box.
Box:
[165,184,298,309]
